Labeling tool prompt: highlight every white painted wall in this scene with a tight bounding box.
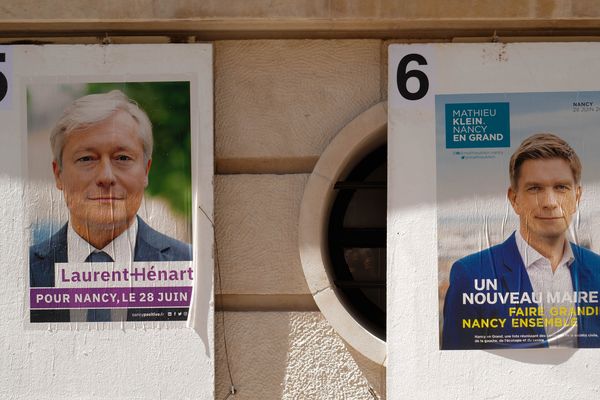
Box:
[0,44,213,399]
[388,43,600,399]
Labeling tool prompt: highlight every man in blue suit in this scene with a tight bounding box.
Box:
[29,90,191,323]
[442,133,600,349]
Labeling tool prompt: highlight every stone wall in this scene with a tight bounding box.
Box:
[213,39,385,399]
[2,1,600,399]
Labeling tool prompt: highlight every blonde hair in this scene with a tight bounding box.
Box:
[509,133,581,188]
[50,90,153,168]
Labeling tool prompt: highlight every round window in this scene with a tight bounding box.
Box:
[298,101,387,364]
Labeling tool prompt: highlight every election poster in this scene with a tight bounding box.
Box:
[437,91,600,349]
[387,44,600,387]
[1,44,214,399]
[11,45,214,329]
[27,81,195,324]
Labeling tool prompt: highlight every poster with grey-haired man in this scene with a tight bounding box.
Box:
[28,83,194,324]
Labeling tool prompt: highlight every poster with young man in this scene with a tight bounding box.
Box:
[437,92,600,350]
[388,43,600,399]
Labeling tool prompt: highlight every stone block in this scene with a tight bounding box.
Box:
[215,174,310,294]
[215,40,382,160]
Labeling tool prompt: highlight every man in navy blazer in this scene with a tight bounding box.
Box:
[29,90,191,323]
[30,217,192,288]
[442,133,600,349]
[30,217,191,322]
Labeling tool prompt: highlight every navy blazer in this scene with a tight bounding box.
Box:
[442,232,600,349]
[29,217,192,322]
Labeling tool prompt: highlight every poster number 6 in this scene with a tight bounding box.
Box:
[396,53,429,101]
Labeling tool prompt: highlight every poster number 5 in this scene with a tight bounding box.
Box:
[396,53,429,101]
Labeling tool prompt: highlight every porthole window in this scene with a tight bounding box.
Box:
[299,102,387,364]
[328,145,386,340]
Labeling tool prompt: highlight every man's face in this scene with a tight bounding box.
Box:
[508,158,581,243]
[52,110,151,235]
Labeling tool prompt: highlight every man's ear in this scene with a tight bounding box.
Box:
[144,158,152,188]
[52,160,63,191]
[576,185,582,205]
[508,186,518,210]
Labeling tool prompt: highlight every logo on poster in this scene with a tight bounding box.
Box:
[445,102,510,148]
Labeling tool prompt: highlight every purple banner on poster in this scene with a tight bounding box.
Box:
[30,286,192,309]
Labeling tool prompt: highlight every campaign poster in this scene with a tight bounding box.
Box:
[11,45,215,332]
[387,42,600,400]
[437,91,600,349]
[387,42,600,362]
[0,44,214,399]
[27,81,195,324]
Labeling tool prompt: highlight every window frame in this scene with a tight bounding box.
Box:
[298,101,387,364]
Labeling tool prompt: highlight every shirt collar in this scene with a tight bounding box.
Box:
[515,230,574,270]
[67,218,138,262]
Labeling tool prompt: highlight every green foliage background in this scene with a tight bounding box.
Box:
[85,82,192,220]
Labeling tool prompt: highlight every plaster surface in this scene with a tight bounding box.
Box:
[215,312,385,400]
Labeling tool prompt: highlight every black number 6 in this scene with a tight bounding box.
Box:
[396,53,429,101]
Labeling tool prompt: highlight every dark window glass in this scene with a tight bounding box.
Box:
[328,144,386,340]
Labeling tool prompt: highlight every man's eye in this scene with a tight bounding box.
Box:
[527,186,540,192]
[76,156,94,162]
[556,185,570,191]
[116,155,132,161]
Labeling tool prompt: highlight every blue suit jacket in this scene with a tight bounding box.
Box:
[442,232,600,349]
[29,217,192,322]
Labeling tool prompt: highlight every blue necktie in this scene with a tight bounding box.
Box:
[85,251,113,322]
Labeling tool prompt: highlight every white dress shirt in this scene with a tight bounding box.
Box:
[67,218,138,263]
[67,218,138,322]
[515,230,577,348]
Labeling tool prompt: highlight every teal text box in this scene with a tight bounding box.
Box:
[445,102,510,148]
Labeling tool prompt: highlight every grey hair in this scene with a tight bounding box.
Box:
[50,90,153,168]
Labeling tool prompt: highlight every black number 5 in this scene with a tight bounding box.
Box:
[0,53,7,103]
[396,53,429,101]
